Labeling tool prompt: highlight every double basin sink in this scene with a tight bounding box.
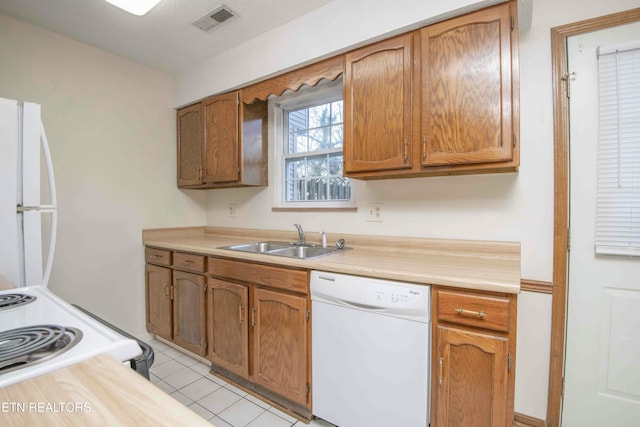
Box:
[219,241,342,260]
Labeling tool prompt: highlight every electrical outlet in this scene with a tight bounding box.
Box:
[227,204,238,218]
[365,203,384,222]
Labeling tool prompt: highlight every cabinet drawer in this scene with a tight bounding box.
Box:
[145,247,172,266]
[173,252,206,273]
[208,257,308,294]
[436,289,510,332]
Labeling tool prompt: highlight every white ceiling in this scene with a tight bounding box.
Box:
[0,0,334,75]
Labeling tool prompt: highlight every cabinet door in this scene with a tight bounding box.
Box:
[420,3,513,166]
[435,325,509,427]
[344,34,413,173]
[251,288,308,406]
[145,264,172,340]
[177,103,203,187]
[202,91,239,183]
[173,271,207,356]
[207,278,249,378]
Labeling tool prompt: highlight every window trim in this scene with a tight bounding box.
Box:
[270,78,354,209]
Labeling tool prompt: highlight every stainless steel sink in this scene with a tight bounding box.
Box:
[222,241,293,254]
[219,241,343,260]
[267,245,340,259]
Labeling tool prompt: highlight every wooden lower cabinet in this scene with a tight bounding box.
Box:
[207,257,311,417]
[173,270,207,356]
[252,288,308,406]
[431,287,516,427]
[145,248,207,356]
[434,326,509,427]
[145,263,172,341]
[207,278,249,377]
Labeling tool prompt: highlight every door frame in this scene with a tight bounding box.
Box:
[548,7,640,427]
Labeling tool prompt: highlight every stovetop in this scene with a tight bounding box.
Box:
[0,286,142,387]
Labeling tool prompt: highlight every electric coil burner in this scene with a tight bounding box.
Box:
[0,294,37,310]
[0,325,82,374]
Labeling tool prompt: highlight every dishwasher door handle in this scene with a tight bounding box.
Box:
[336,298,385,311]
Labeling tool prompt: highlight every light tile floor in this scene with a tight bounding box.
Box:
[148,338,334,427]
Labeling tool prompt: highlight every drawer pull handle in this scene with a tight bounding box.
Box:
[182,260,195,264]
[438,357,444,386]
[149,255,162,259]
[455,308,486,319]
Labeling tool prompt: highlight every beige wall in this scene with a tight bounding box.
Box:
[0,14,206,337]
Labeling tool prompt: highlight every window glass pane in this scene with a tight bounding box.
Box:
[331,100,343,124]
[309,104,331,129]
[328,153,343,176]
[286,159,307,179]
[330,126,343,148]
[328,177,351,200]
[308,178,327,200]
[292,131,308,154]
[283,97,350,203]
[288,109,307,133]
[307,156,326,177]
[308,128,330,151]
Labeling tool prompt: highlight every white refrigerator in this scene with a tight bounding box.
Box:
[0,97,57,288]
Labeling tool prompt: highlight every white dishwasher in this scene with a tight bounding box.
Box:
[311,270,430,427]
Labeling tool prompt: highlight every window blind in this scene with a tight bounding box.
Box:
[595,41,640,256]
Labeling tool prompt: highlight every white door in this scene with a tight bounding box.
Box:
[564,22,640,426]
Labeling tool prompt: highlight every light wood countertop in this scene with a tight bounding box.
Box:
[0,354,212,427]
[143,226,521,293]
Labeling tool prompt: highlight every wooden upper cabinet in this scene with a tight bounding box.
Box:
[344,1,519,179]
[419,2,516,167]
[203,92,239,183]
[177,103,202,187]
[344,34,413,174]
[176,91,267,189]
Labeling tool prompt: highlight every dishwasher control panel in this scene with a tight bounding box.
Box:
[369,283,425,307]
[310,270,430,321]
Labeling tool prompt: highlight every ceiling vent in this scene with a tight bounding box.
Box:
[192,5,238,31]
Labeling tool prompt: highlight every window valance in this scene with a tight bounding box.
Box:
[239,55,344,104]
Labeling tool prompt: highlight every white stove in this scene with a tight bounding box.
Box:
[0,286,144,388]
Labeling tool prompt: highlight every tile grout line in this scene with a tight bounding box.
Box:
[147,339,304,427]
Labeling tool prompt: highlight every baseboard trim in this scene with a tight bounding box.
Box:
[514,412,546,427]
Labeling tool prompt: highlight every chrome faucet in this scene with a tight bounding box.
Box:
[294,224,305,245]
